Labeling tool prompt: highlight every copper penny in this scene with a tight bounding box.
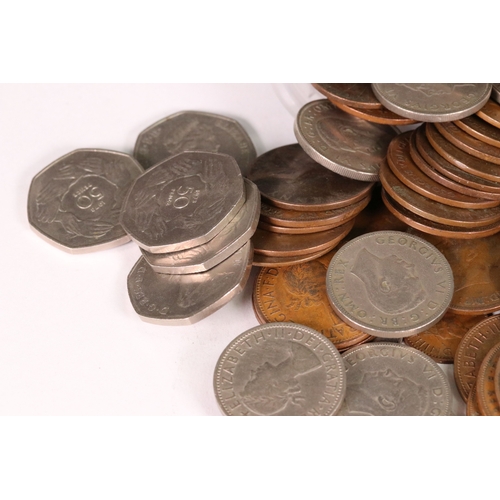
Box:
[380,160,500,228]
[426,123,500,183]
[247,143,373,211]
[382,189,500,239]
[435,121,500,165]
[476,342,500,416]
[259,196,370,228]
[477,99,500,129]
[333,101,419,126]
[252,252,374,350]
[404,312,488,363]
[387,132,496,209]
[258,220,341,235]
[252,244,339,267]
[455,114,500,149]
[252,219,353,257]
[466,384,482,416]
[311,83,383,110]
[454,315,500,401]
[494,354,500,405]
[413,126,500,200]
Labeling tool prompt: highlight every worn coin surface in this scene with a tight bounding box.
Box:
[127,241,253,325]
[476,342,500,416]
[248,143,373,211]
[495,355,500,406]
[213,323,346,416]
[311,83,383,109]
[338,343,451,415]
[466,384,482,416]
[121,151,244,253]
[134,110,256,175]
[294,99,397,181]
[477,99,500,129]
[28,149,144,253]
[326,230,453,338]
[455,114,500,148]
[372,83,492,122]
[333,101,418,126]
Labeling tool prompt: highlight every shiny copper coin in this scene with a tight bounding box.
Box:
[258,220,340,235]
[252,219,354,257]
[454,315,500,401]
[455,114,500,148]
[252,252,374,350]
[259,196,369,228]
[426,123,500,182]
[404,313,488,363]
[466,384,482,416]
[333,101,419,126]
[477,99,500,129]
[252,244,338,267]
[311,83,383,110]
[380,160,500,228]
[436,121,500,165]
[247,143,373,211]
[382,189,500,239]
[412,127,500,200]
[387,132,496,209]
[476,342,500,416]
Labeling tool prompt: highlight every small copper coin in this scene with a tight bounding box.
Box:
[311,83,383,110]
[455,114,500,149]
[477,99,500,129]
[252,244,339,267]
[258,220,340,235]
[436,121,500,165]
[247,144,373,211]
[476,342,500,416]
[334,101,419,126]
[454,315,500,401]
[404,313,488,363]
[466,384,482,416]
[387,132,496,209]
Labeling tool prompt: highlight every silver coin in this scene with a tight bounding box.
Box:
[372,83,492,122]
[338,342,451,416]
[28,149,144,253]
[134,110,257,176]
[213,322,346,416]
[326,231,453,338]
[141,179,260,274]
[492,84,500,105]
[120,151,245,253]
[294,99,397,182]
[127,241,253,325]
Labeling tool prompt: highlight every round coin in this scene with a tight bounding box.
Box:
[477,99,500,129]
[311,83,383,109]
[466,384,482,416]
[476,342,500,416]
[333,101,418,126]
[252,245,338,267]
[213,323,346,416]
[258,219,341,235]
[455,113,500,148]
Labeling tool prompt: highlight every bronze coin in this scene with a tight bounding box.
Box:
[436,121,500,165]
[380,160,500,228]
[258,220,341,235]
[252,244,338,267]
[404,312,488,363]
[247,143,373,211]
[455,114,500,148]
[311,83,383,110]
[466,384,482,416]
[476,342,500,416]
[454,315,500,401]
[333,101,418,126]
[477,99,500,129]
[252,252,374,350]
[252,219,354,257]
[381,189,500,239]
[495,354,500,405]
[259,196,370,228]
[413,126,500,199]
[387,132,496,209]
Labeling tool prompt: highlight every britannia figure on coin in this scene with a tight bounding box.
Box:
[162,121,221,156]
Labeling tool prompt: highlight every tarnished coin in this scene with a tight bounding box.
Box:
[454,315,500,401]
[311,83,383,110]
[28,149,144,253]
[121,151,244,253]
[134,110,256,175]
[252,251,374,350]
[372,83,492,122]
[140,179,260,274]
[252,245,338,268]
[476,342,500,416]
[247,143,373,211]
[326,231,454,338]
[466,384,482,416]
[338,343,451,416]
[491,84,500,105]
[495,355,500,406]
[333,101,418,126]
[404,313,488,363]
[294,99,398,181]
[455,114,500,148]
[477,99,500,129]
[213,323,346,416]
[127,241,253,325]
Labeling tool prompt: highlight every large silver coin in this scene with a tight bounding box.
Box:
[214,323,346,416]
[338,343,451,416]
[28,149,144,253]
[141,179,260,274]
[121,151,245,253]
[372,83,492,122]
[134,110,257,176]
[127,241,253,325]
[294,100,397,182]
[326,231,453,338]
[492,84,500,105]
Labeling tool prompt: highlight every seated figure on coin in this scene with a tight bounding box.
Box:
[163,121,221,156]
